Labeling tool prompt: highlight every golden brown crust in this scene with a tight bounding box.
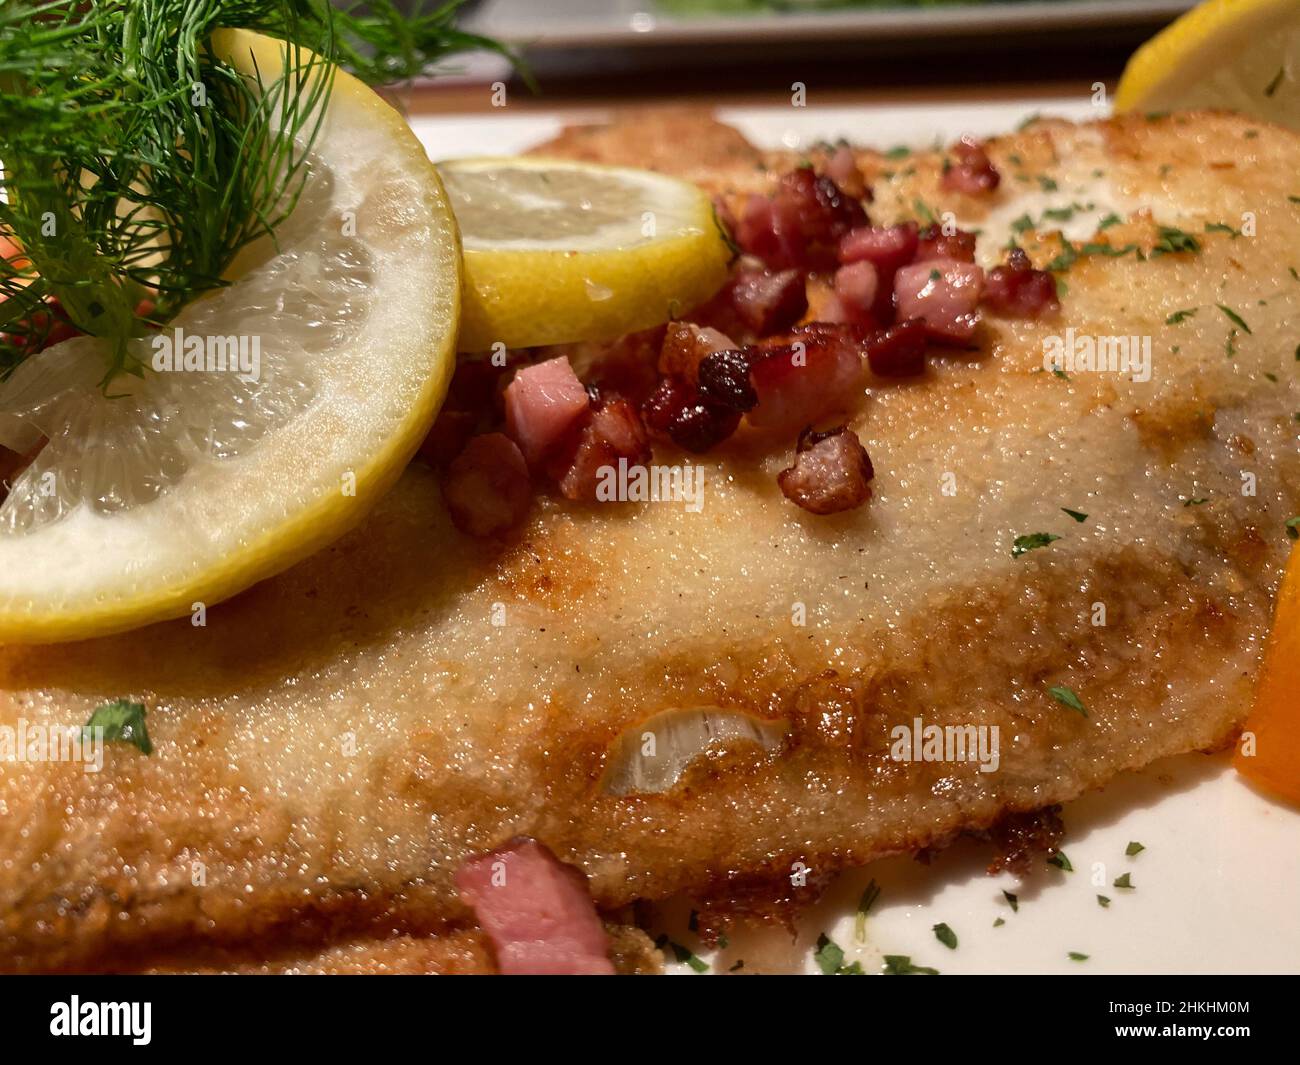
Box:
[2,109,1297,973]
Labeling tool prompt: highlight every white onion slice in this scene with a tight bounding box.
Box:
[603,707,786,796]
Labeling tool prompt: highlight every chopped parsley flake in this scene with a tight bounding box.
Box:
[1098,212,1122,230]
[1012,532,1061,557]
[1216,304,1252,333]
[1113,872,1135,890]
[1048,851,1074,872]
[1097,895,1111,908]
[913,199,936,226]
[1068,951,1090,962]
[993,917,1006,927]
[855,879,880,941]
[933,923,958,950]
[1036,175,1059,192]
[1003,889,1019,912]
[1079,241,1140,259]
[1286,517,1300,540]
[1048,685,1088,717]
[1151,226,1201,257]
[1205,222,1241,238]
[1165,308,1197,324]
[1125,841,1145,856]
[1045,240,1078,273]
[83,699,152,755]
[882,954,939,976]
[1061,508,1088,523]
[814,933,863,975]
[658,935,708,973]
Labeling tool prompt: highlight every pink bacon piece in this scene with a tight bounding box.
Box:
[504,355,591,466]
[441,433,533,538]
[777,426,875,515]
[982,247,1060,319]
[893,259,986,345]
[747,324,867,435]
[941,136,1002,196]
[455,838,616,976]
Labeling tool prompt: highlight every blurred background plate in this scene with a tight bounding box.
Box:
[443,0,1197,96]
[459,0,1196,49]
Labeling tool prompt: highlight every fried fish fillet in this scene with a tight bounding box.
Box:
[2,110,1298,973]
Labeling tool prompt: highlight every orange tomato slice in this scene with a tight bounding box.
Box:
[1234,543,1300,805]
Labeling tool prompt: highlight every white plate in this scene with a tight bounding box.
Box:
[461,0,1195,48]
[409,102,1300,975]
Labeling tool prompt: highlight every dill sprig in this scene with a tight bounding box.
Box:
[0,1,510,380]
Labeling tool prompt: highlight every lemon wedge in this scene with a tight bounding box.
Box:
[437,156,732,352]
[0,29,460,644]
[1115,0,1300,126]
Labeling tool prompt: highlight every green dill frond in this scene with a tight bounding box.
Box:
[0,1,513,381]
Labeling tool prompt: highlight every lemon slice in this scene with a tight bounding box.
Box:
[437,156,732,352]
[1115,0,1300,126]
[0,29,460,644]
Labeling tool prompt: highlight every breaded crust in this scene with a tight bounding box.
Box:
[1,110,1297,972]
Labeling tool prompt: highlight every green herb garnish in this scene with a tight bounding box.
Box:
[1003,889,1019,912]
[1045,241,1078,273]
[814,933,863,975]
[1113,872,1135,890]
[0,1,513,379]
[882,954,939,976]
[1048,851,1074,872]
[1048,685,1087,716]
[1216,304,1252,334]
[660,937,709,973]
[1061,508,1088,523]
[1150,226,1201,257]
[1125,841,1145,856]
[855,879,880,941]
[1012,532,1061,557]
[933,923,958,950]
[83,699,152,754]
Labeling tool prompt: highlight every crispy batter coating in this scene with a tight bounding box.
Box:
[2,111,1297,972]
